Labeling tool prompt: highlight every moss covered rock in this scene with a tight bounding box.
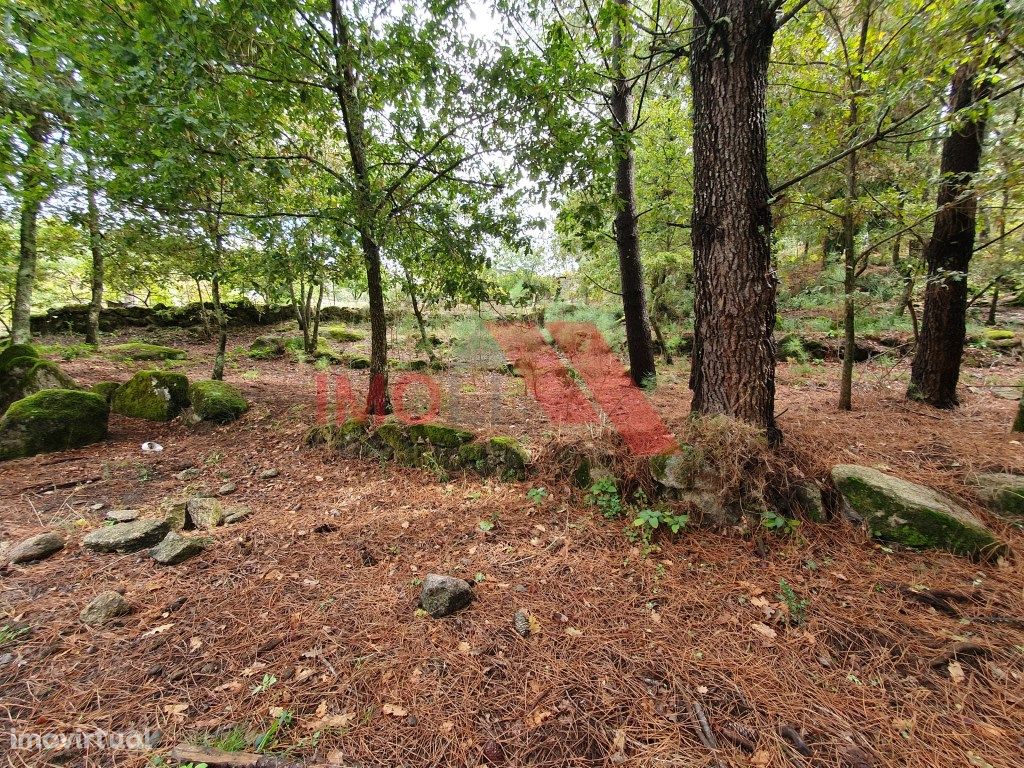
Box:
[982,328,1016,341]
[0,343,40,373]
[91,381,122,403]
[971,473,1024,520]
[0,358,78,412]
[831,464,1007,560]
[323,325,364,343]
[0,389,109,460]
[105,343,187,361]
[346,354,371,369]
[484,435,530,480]
[188,380,248,424]
[112,370,190,421]
[249,335,286,359]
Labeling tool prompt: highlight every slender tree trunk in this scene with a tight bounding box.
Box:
[332,1,389,414]
[302,282,315,353]
[986,284,999,325]
[84,156,104,347]
[310,281,324,351]
[195,278,212,338]
[210,270,227,381]
[839,11,870,411]
[909,61,991,407]
[689,0,778,437]
[650,317,672,365]
[611,0,656,387]
[404,266,434,362]
[11,115,48,345]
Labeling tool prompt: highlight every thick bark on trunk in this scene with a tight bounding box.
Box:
[610,0,656,387]
[11,116,48,345]
[85,157,103,347]
[909,62,991,407]
[689,0,778,437]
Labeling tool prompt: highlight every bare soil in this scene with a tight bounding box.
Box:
[1,323,1022,768]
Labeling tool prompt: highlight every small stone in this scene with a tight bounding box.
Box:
[150,531,210,565]
[222,506,252,524]
[83,518,170,553]
[80,591,130,626]
[259,468,279,479]
[218,482,237,496]
[6,531,65,564]
[106,509,140,523]
[418,573,473,618]
[0,653,14,666]
[176,468,201,481]
[146,664,164,677]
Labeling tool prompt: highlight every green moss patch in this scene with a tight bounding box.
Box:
[112,370,191,421]
[91,381,122,403]
[831,464,1007,560]
[971,473,1024,519]
[105,343,187,361]
[0,343,40,374]
[1,359,78,413]
[188,380,248,424]
[249,335,286,359]
[323,325,364,343]
[0,389,109,460]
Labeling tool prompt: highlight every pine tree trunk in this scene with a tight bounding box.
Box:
[11,116,48,345]
[85,156,104,347]
[909,61,991,407]
[689,0,778,437]
[611,0,656,387]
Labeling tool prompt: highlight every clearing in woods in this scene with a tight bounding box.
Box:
[1,320,1022,768]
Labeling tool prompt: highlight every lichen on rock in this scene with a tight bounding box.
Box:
[831,464,1007,560]
[111,370,190,421]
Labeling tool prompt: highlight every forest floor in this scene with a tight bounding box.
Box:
[2,317,1024,768]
